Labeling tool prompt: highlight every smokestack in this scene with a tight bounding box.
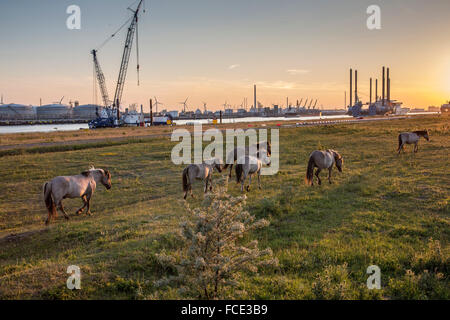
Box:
[349,69,352,107]
[254,85,256,109]
[375,79,378,102]
[387,67,390,103]
[370,78,372,105]
[354,69,358,103]
[382,66,385,106]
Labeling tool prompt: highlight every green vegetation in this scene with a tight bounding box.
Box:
[0,115,448,299]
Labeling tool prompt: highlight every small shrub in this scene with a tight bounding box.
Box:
[155,178,278,299]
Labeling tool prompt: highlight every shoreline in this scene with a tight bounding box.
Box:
[0,114,432,154]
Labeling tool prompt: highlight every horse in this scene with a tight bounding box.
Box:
[182,158,224,199]
[235,151,271,192]
[223,141,271,178]
[398,130,429,154]
[305,149,343,186]
[43,167,112,225]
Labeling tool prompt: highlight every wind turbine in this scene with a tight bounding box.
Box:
[179,97,189,113]
[154,96,164,113]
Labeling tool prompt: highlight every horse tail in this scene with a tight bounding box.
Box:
[182,167,189,192]
[305,156,315,185]
[43,182,56,224]
[235,164,243,183]
[397,134,402,151]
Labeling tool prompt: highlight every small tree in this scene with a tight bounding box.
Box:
[156,178,278,299]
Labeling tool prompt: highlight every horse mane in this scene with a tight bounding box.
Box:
[413,130,428,136]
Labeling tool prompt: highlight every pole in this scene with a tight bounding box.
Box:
[382,66,385,106]
[375,79,378,102]
[150,99,153,126]
[370,78,372,105]
[349,69,352,108]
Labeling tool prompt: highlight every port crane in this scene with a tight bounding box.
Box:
[91,49,111,108]
[90,0,144,128]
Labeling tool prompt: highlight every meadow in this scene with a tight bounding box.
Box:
[0,115,448,299]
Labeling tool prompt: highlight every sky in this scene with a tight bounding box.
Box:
[0,0,449,112]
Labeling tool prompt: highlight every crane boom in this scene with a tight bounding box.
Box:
[308,99,313,109]
[303,98,308,108]
[91,50,111,108]
[112,0,144,115]
[312,99,318,109]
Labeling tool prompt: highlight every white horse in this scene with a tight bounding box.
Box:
[43,167,112,225]
[306,149,343,186]
[235,151,271,192]
[223,141,271,178]
[182,158,224,199]
[398,130,429,154]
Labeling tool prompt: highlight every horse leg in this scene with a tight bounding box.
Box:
[229,164,233,178]
[57,201,70,220]
[209,175,213,192]
[190,185,194,198]
[315,168,322,185]
[241,173,246,192]
[204,178,209,193]
[246,175,252,192]
[85,194,92,216]
[414,142,418,153]
[328,167,333,184]
[398,143,404,155]
[76,195,87,215]
[258,171,261,189]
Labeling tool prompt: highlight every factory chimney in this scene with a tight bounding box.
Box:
[382,66,385,106]
[349,69,352,108]
[370,78,372,105]
[254,85,256,109]
[375,79,378,102]
[354,69,358,103]
[387,67,390,104]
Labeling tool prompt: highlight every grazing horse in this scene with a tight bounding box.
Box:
[43,167,112,225]
[398,130,429,154]
[306,149,343,186]
[223,141,271,178]
[235,151,271,192]
[182,158,224,199]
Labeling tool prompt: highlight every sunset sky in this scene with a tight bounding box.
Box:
[0,0,449,111]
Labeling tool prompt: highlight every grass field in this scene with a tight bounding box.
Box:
[0,115,448,299]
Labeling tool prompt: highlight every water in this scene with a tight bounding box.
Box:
[0,123,89,134]
[0,115,352,134]
[173,114,351,125]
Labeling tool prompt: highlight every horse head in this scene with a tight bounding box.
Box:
[214,158,224,173]
[101,169,112,190]
[258,141,272,156]
[257,149,271,166]
[332,151,343,172]
[423,130,430,141]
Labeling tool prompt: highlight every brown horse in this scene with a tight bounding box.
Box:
[223,141,271,178]
[398,130,429,154]
[305,149,343,186]
[182,158,224,199]
[43,167,111,225]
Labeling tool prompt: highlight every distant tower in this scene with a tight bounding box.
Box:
[0,94,3,104]
[254,85,256,109]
